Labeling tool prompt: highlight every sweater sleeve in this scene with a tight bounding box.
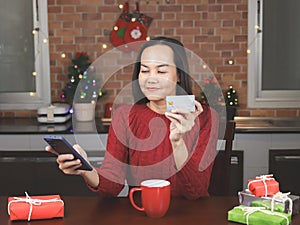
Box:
[89,105,130,197]
[175,107,219,199]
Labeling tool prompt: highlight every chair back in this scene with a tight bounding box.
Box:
[208,120,236,196]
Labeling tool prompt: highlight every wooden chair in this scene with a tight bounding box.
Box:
[208,120,236,196]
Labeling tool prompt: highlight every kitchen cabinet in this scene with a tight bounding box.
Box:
[0,133,108,196]
[234,133,300,188]
[269,149,300,195]
[1,116,300,195]
[0,151,101,196]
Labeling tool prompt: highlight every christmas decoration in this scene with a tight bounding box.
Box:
[109,2,132,52]
[61,52,104,104]
[110,2,153,52]
[200,79,239,120]
[199,76,225,113]
[123,2,152,51]
[225,85,239,107]
[225,85,239,120]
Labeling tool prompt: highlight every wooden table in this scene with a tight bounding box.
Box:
[1,196,299,225]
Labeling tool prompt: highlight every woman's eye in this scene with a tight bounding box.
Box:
[158,71,167,74]
[141,70,149,73]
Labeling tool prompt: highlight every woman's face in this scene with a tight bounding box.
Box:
[138,44,178,103]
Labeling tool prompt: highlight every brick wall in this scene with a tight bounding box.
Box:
[1,0,299,118]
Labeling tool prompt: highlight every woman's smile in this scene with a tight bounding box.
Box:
[146,86,160,91]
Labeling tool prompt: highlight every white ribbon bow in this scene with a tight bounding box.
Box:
[271,192,293,215]
[248,174,275,197]
[8,192,64,221]
[235,206,290,225]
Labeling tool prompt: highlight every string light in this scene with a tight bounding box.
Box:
[32,27,48,44]
[31,26,49,88]
[61,53,66,58]
[102,44,108,49]
[61,52,106,103]
[247,24,262,55]
[255,25,262,33]
[227,59,234,65]
[119,4,124,9]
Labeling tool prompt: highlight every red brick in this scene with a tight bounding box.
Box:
[57,0,80,5]
[56,13,81,21]
[77,5,97,13]
[63,6,75,13]
[82,13,102,20]
[48,6,62,13]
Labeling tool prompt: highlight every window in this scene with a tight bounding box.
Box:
[248,0,300,108]
[0,0,50,110]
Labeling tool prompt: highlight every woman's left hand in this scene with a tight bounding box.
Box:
[165,100,203,142]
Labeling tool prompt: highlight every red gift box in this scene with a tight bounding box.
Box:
[8,193,64,221]
[247,174,280,197]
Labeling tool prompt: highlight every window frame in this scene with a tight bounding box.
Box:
[0,0,50,110]
[247,0,300,108]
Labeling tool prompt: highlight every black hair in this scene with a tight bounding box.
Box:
[132,36,193,104]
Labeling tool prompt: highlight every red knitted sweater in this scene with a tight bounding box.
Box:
[91,104,219,200]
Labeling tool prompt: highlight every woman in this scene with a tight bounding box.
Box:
[46,37,219,199]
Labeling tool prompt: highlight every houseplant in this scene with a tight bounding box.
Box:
[199,77,238,120]
[224,85,239,120]
[199,76,225,114]
[61,52,104,121]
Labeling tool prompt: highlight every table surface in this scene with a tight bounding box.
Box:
[1,196,299,225]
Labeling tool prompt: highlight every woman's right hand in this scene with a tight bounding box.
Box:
[45,144,100,189]
[45,144,90,175]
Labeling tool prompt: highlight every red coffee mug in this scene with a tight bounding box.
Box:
[129,179,171,218]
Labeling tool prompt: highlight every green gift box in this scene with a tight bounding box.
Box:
[228,205,291,225]
[251,200,285,214]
